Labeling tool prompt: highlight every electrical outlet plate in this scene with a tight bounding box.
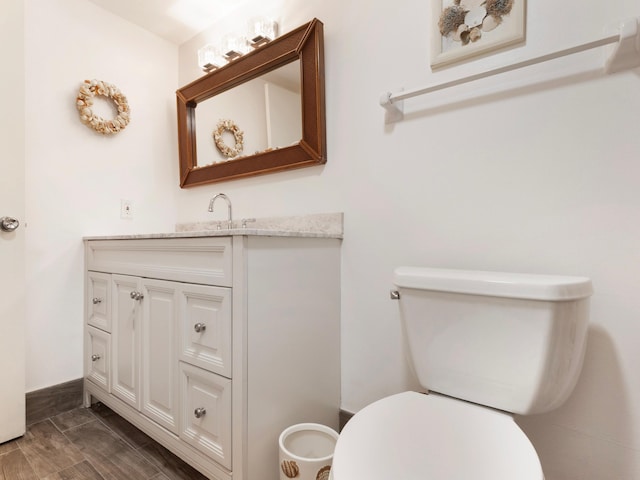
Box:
[120,199,133,219]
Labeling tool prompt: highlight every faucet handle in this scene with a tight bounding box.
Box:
[241,218,256,228]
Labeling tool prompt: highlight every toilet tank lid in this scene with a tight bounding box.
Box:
[393,267,593,301]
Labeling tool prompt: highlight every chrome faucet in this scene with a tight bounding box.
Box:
[208,193,233,229]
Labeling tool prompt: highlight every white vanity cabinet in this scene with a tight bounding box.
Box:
[83,234,341,480]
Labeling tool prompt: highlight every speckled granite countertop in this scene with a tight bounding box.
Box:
[83,213,343,241]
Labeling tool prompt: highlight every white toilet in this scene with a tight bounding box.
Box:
[331,267,593,480]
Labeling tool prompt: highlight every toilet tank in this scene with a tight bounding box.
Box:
[393,267,593,415]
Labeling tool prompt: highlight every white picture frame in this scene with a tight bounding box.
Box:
[430,0,526,69]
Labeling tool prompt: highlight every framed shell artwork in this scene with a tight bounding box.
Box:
[430,0,526,68]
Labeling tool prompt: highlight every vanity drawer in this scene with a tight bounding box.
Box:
[87,271,111,332]
[179,284,232,378]
[179,362,232,470]
[86,237,233,287]
[86,326,111,392]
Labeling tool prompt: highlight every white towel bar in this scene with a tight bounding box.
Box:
[381,17,640,123]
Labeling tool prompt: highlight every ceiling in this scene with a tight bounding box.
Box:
[86,0,250,44]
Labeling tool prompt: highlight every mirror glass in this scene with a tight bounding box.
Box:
[195,61,301,167]
[176,19,325,187]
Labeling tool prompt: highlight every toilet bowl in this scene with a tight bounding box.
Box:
[331,392,543,480]
[331,267,592,480]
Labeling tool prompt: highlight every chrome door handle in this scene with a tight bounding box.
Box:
[194,407,207,418]
[92,297,103,305]
[0,216,19,232]
[91,354,101,361]
[194,323,206,333]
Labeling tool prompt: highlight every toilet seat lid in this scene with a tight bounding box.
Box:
[331,392,544,480]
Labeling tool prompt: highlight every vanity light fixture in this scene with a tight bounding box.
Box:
[197,17,278,72]
[222,34,251,60]
[197,44,227,73]
[248,17,278,47]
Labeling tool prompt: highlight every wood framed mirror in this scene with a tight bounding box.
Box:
[177,18,325,187]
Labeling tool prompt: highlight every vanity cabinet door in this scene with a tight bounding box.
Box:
[179,284,232,378]
[179,362,232,470]
[86,326,110,392]
[87,271,111,332]
[140,278,179,435]
[111,274,142,410]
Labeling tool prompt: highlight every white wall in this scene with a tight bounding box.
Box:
[265,80,301,148]
[24,0,178,391]
[176,0,640,478]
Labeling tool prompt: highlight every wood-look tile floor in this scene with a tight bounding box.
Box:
[0,403,208,480]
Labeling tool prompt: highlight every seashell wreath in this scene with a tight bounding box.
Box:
[439,0,514,46]
[76,79,130,135]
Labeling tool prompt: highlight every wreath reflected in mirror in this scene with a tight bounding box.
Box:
[213,119,244,158]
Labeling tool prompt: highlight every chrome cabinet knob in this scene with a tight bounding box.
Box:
[0,216,19,232]
[194,323,206,333]
[91,354,101,361]
[194,407,207,419]
[130,291,144,301]
[92,297,103,305]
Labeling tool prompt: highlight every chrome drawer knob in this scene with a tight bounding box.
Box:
[92,297,103,305]
[194,323,206,333]
[130,291,144,301]
[194,407,207,419]
[91,354,101,361]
